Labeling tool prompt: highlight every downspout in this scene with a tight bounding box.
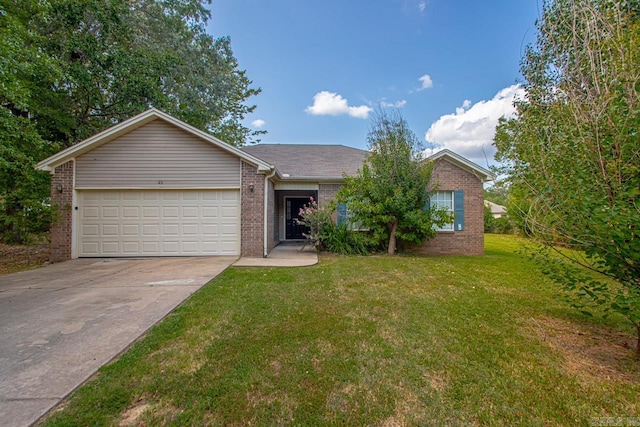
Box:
[263,168,277,257]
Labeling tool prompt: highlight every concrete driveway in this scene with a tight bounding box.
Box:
[0,257,235,427]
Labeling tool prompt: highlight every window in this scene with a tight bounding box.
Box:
[430,191,454,231]
[337,203,367,231]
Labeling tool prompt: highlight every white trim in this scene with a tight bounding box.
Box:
[263,170,277,257]
[274,182,319,191]
[35,109,274,173]
[71,159,78,259]
[74,186,241,190]
[431,190,454,232]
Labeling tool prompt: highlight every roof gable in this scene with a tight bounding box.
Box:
[35,109,272,173]
[427,149,495,182]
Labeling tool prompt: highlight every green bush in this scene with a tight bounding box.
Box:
[319,222,372,255]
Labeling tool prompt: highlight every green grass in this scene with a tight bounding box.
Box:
[41,235,640,426]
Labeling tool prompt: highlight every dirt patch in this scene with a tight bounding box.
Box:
[0,241,50,275]
[529,316,640,383]
[119,400,152,427]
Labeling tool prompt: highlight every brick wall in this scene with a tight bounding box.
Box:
[240,162,265,257]
[318,183,341,207]
[414,159,485,256]
[50,160,74,262]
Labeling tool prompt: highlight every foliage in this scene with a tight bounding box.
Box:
[484,182,509,207]
[295,197,373,255]
[320,222,372,255]
[484,205,496,233]
[484,206,514,235]
[494,0,640,356]
[0,0,262,242]
[294,197,331,247]
[337,110,451,255]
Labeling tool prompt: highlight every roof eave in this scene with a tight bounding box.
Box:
[428,149,495,182]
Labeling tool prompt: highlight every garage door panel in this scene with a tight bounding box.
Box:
[182,224,199,236]
[143,207,159,218]
[122,207,140,218]
[102,207,119,218]
[101,242,119,255]
[83,207,99,219]
[103,224,119,236]
[82,225,99,236]
[162,224,179,235]
[182,206,199,218]
[82,242,99,255]
[162,207,179,218]
[142,242,159,253]
[78,190,239,256]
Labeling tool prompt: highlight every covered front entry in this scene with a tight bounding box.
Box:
[285,197,310,240]
[275,190,317,241]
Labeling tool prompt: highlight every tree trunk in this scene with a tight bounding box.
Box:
[636,323,640,361]
[387,220,398,255]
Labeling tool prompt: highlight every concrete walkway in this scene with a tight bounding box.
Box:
[234,242,318,267]
[0,257,234,427]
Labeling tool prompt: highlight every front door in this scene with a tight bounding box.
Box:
[286,198,310,239]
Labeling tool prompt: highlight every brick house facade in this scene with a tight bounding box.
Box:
[415,156,486,256]
[49,160,74,262]
[36,109,493,261]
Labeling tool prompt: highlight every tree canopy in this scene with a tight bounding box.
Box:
[337,110,450,255]
[494,0,640,357]
[0,0,262,242]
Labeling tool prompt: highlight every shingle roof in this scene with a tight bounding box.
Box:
[242,144,368,179]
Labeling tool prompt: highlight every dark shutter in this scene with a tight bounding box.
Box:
[454,190,464,231]
[337,203,347,226]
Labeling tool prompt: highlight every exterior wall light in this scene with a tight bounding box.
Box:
[248,184,255,192]
[55,184,63,193]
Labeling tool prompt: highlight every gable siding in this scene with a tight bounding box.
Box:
[75,120,241,189]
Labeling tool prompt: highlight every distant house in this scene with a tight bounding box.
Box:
[485,200,507,218]
[36,109,494,261]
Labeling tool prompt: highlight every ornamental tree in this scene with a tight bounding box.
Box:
[337,110,451,255]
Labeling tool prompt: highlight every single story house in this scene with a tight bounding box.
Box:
[484,200,507,218]
[35,109,494,262]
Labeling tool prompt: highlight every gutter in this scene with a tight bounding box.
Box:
[263,168,277,257]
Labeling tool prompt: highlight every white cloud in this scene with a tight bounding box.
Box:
[424,84,525,165]
[305,91,372,119]
[380,99,407,108]
[251,119,266,128]
[418,74,433,91]
[418,1,426,14]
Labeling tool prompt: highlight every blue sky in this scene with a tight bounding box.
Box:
[207,0,540,167]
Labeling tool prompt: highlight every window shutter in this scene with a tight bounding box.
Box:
[337,203,347,226]
[454,190,464,231]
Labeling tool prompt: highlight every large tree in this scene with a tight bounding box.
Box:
[337,110,450,255]
[494,0,640,357]
[0,0,262,242]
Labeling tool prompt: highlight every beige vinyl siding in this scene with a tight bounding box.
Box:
[75,120,240,188]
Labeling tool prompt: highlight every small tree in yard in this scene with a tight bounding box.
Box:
[337,110,451,255]
[494,0,640,358]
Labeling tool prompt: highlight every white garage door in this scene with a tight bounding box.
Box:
[78,190,240,257]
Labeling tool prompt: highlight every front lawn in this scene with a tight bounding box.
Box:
[41,235,639,426]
